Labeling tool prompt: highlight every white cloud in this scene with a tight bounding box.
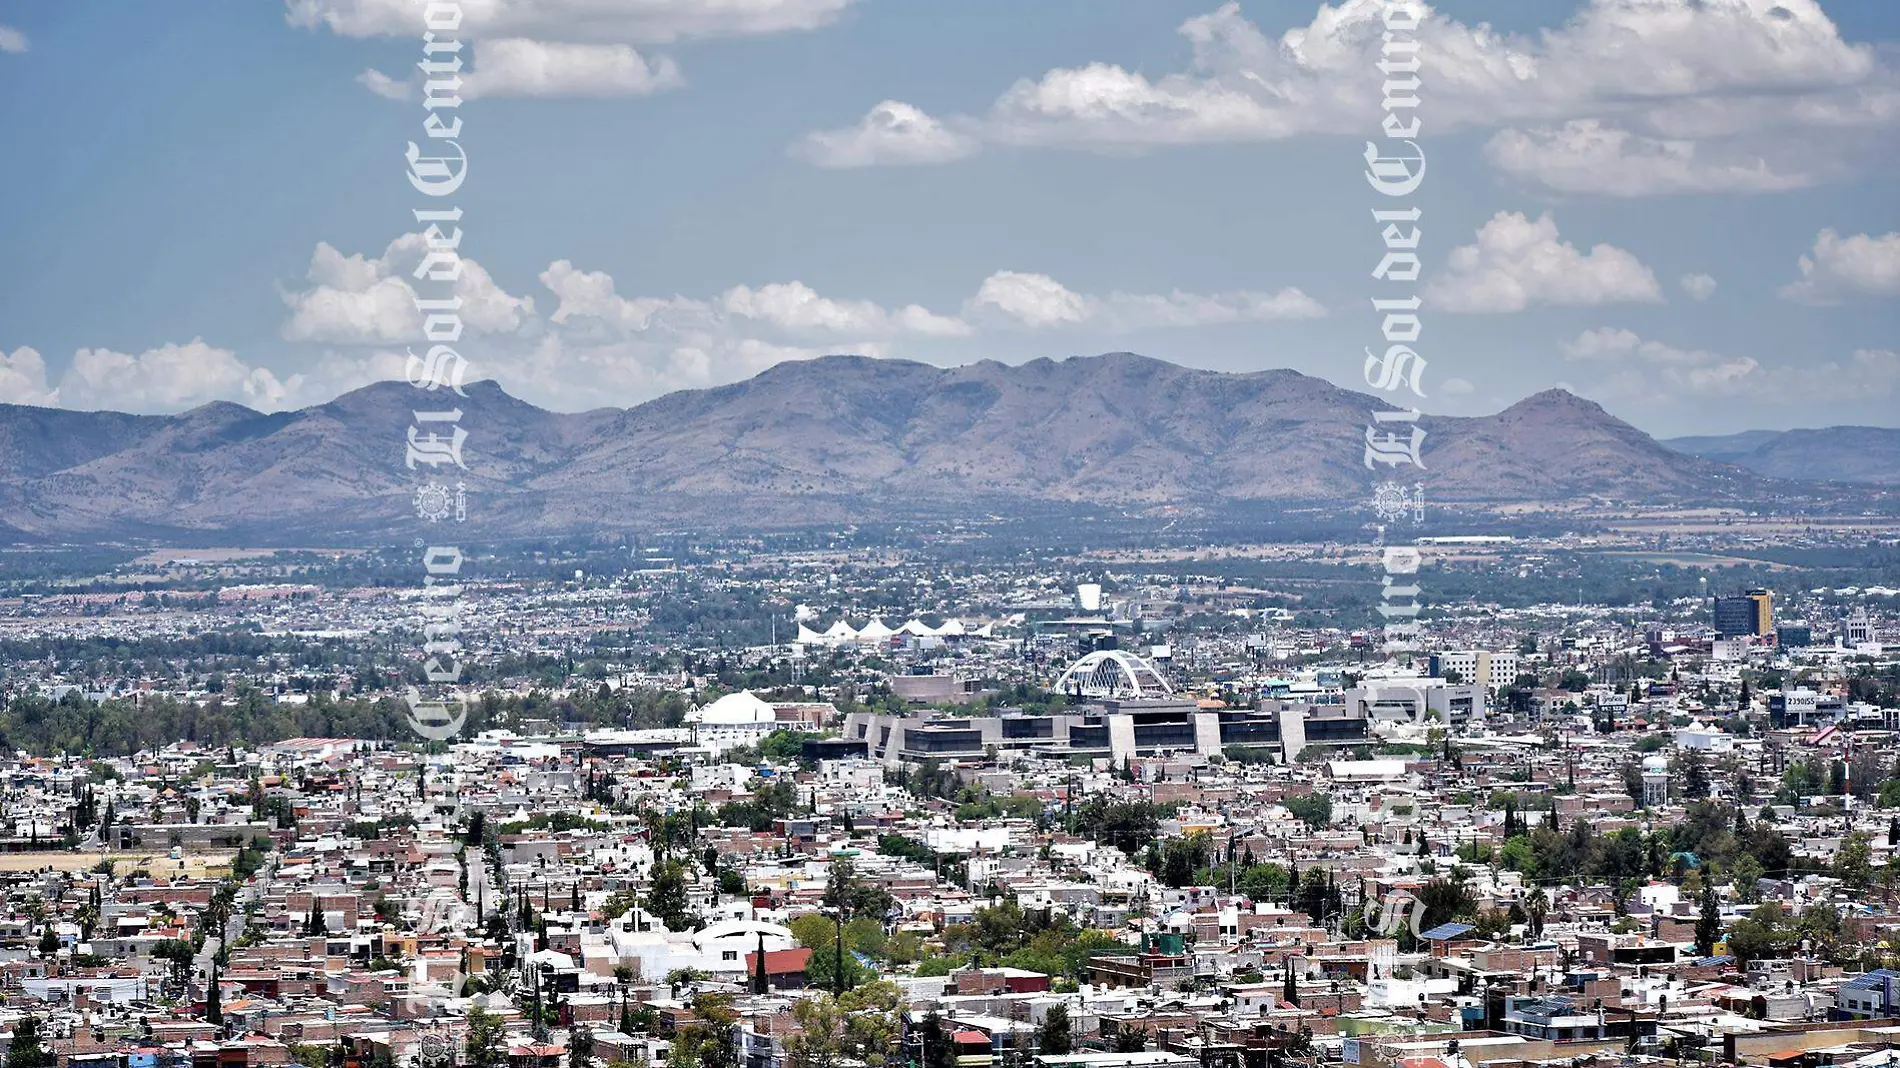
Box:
[1779,229,1900,304]
[286,0,856,44]
[6,342,414,415]
[1428,212,1662,314]
[1439,377,1475,397]
[507,331,833,412]
[355,69,412,100]
[459,39,682,98]
[967,271,1323,331]
[1562,327,1758,398]
[1680,273,1718,301]
[795,101,981,168]
[0,25,27,53]
[1484,120,1811,197]
[58,340,297,414]
[797,1,1897,194]
[1561,328,1900,404]
[969,272,1094,329]
[720,282,969,338]
[280,236,534,344]
[0,347,57,406]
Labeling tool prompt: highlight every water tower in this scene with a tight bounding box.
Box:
[1642,754,1670,807]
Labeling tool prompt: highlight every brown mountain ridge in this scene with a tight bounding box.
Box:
[0,352,1784,541]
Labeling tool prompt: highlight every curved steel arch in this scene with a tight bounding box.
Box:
[1051,649,1174,700]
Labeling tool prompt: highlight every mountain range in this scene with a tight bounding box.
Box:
[0,352,1865,543]
[1662,426,1900,486]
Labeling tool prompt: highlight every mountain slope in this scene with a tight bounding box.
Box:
[1664,426,1900,485]
[1425,390,1762,501]
[0,353,1797,541]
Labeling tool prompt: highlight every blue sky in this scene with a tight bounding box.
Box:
[0,0,1895,436]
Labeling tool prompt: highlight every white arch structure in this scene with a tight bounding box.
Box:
[1052,650,1174,699]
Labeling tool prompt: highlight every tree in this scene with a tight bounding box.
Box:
[1524,889,1548,939]
[837,982,902,1068]
[670,992,739,1068]
[465,1006,508,1068]
[1105,1021,1147,1053]
[7,1016,51,1068]
[752,932,770,995]
[1036,1005,1072,1056]
[1726,902,1790,967]
[152,937,196,978]
[918,1012,958,1068]
[206,961,224,1026]
[1416,878,1476,934]
[1694,880,1722,958]
[1680,750,1711,801]
[822,858,895,920]
[1283,959,1299,1005]
[785,995,845,1068]
[645,861,694,932]
[1835,831,1874,890]
[1283,793,1333,830]
[1730,855,1764,903]
[569,1026,594,1068]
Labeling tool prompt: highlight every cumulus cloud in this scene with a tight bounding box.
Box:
[795,101,981,168]
[968,273,1094,329]
[1484,120,1812,197]
[720,282,969,338]
[0,347,57,406]
[280,236,534,344]
[2,342,416,415]
[795,0,1898,195]
[291,0,851,96]
[1562,327,1900,404]
[458,39,682,99]
[1779,229,1900,304]
[28,240,1324,413]
[285,0,857,43]
[0,25,27,53]
[1680,274,1718,301]
[968,271,1324,331]
[1562,327,1758,398]
[58,340,296,414]
[1427,212,1662,314]
[355,69,411,100]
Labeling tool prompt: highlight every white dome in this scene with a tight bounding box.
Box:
[691,690,777,725]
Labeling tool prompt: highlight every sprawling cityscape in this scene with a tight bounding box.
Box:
[0,511,1896,1068]
[3,3,1899,1068]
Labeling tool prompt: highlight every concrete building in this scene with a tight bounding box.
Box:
[1428,650,1522,690]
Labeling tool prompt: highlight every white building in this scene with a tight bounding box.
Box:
[1432,650,1521,690]
[685,691,813,755]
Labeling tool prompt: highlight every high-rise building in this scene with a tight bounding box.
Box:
[1713,589,1773,638]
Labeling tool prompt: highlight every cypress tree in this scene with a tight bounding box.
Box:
[752,931,769,995]
[207,961,223,1026]
[1694,880,1722,958]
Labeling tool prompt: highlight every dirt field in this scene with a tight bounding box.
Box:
[0,851,236,879]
